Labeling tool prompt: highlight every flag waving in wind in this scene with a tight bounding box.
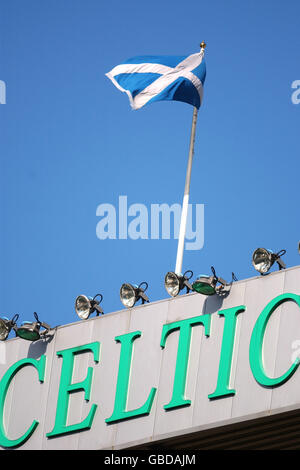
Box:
[105,49,206,110]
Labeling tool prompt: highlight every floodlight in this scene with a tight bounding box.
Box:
[16,312,51,342]
[164,270,193,297]
[192,267,233,296]
[252,248,286,275]
[75,294,104,320]
[0,314,19,341]
[120,282,149,308]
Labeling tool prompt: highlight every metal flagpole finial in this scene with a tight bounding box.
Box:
[200,41,206,50]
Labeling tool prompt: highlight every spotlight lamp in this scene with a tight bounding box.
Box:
[75,294,104,320]
[15,312,51,342]
[164,270,193,297]
[192,266,236,297]
[0,314,19,341]
[252,248,286,275]
[120,282,149,308]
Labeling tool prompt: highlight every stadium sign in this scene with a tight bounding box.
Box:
[0,269,300,449]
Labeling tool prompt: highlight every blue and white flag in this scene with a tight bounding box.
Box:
[105,50,206,110]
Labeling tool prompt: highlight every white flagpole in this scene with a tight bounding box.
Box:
[175,42,206,275]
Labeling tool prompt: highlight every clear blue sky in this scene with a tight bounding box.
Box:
[1,0,299,333]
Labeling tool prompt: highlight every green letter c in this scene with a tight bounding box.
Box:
[250,293,300,387]
[0,355,46,448]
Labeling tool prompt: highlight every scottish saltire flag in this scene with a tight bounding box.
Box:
[105,50,206,110]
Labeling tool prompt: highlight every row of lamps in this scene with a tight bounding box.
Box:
[75,247,287,320]
[0,247,288,340]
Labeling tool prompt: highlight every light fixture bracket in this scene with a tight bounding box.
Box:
[192,267,236,297]
[136,282,149,304]
[16,312,51,342]
[181,270,193,294]
[90,294,104,315]
[252,248,287,275]
[273,250,286,271]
